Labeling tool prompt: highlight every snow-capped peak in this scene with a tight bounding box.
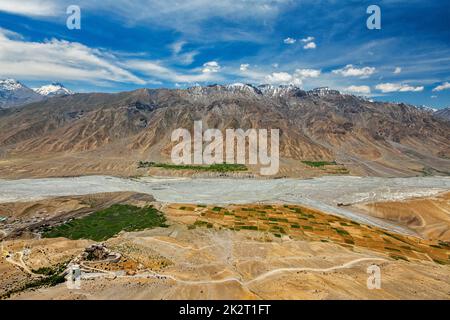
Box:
[416,105,437,112]
[187,83,260,96]
[257,84,302,97]
[226,83,260,94]
[227,82,251,89]
[0,79,44,108]
[0,79,24,91]
[34,83,74,97]
[307,87,341,96]
[184,83,345,99]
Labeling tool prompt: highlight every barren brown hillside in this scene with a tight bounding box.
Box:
[0,85,449,178]
[353,192,450,241]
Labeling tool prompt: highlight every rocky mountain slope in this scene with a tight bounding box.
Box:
[0,84,449,178]
[0,79,74,109]
[434,107,450,121]
[0,79,43,109]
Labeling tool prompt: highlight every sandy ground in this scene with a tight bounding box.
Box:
[353,192,450,241]
[0,199,448,300]
[5,227,449,300]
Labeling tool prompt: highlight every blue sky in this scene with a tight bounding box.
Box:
[0,0,449,108]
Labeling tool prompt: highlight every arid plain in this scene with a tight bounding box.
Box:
[1,188,449,300]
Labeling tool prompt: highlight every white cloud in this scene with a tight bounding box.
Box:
[262,67,321,86]
[332,64,376,78]
[266,72,293,83]
[375,83,424,93]
[345,85,371,95]
[126,60,219,83]
[178,51,198,65]
[394,67,402,74]
[0,28,144,84]
[399,85,424,92]
[294,69,321,78]
[240,64,250,71]
[283,37,296,44]
[298,36,316,49]
[3,0,289,41]
[170,41,186,55]
[301,36,315,43]
[0,28,23,40]
[432,82,450,92]
[0,0,58,17]
[303,42,316,50]
[169,40,198,65]
[265,72,302,86]
[202,61,221,73]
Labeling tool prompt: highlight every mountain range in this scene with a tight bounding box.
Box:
[0,83,449,179]
[0,79,73,109]
[434,107,450,121]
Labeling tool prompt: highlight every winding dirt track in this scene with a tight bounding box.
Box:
[245,257,387,285]
[82,255,387,287]
[4,251,42,277]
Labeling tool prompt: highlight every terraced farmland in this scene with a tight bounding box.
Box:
[167,204,450,265]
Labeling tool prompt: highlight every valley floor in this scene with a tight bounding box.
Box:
[1,175,449,234]
[0,176,449,300]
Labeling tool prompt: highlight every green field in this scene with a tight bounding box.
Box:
[138,161,247,172]
[301,161,337,167]
[43,204,167,241]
